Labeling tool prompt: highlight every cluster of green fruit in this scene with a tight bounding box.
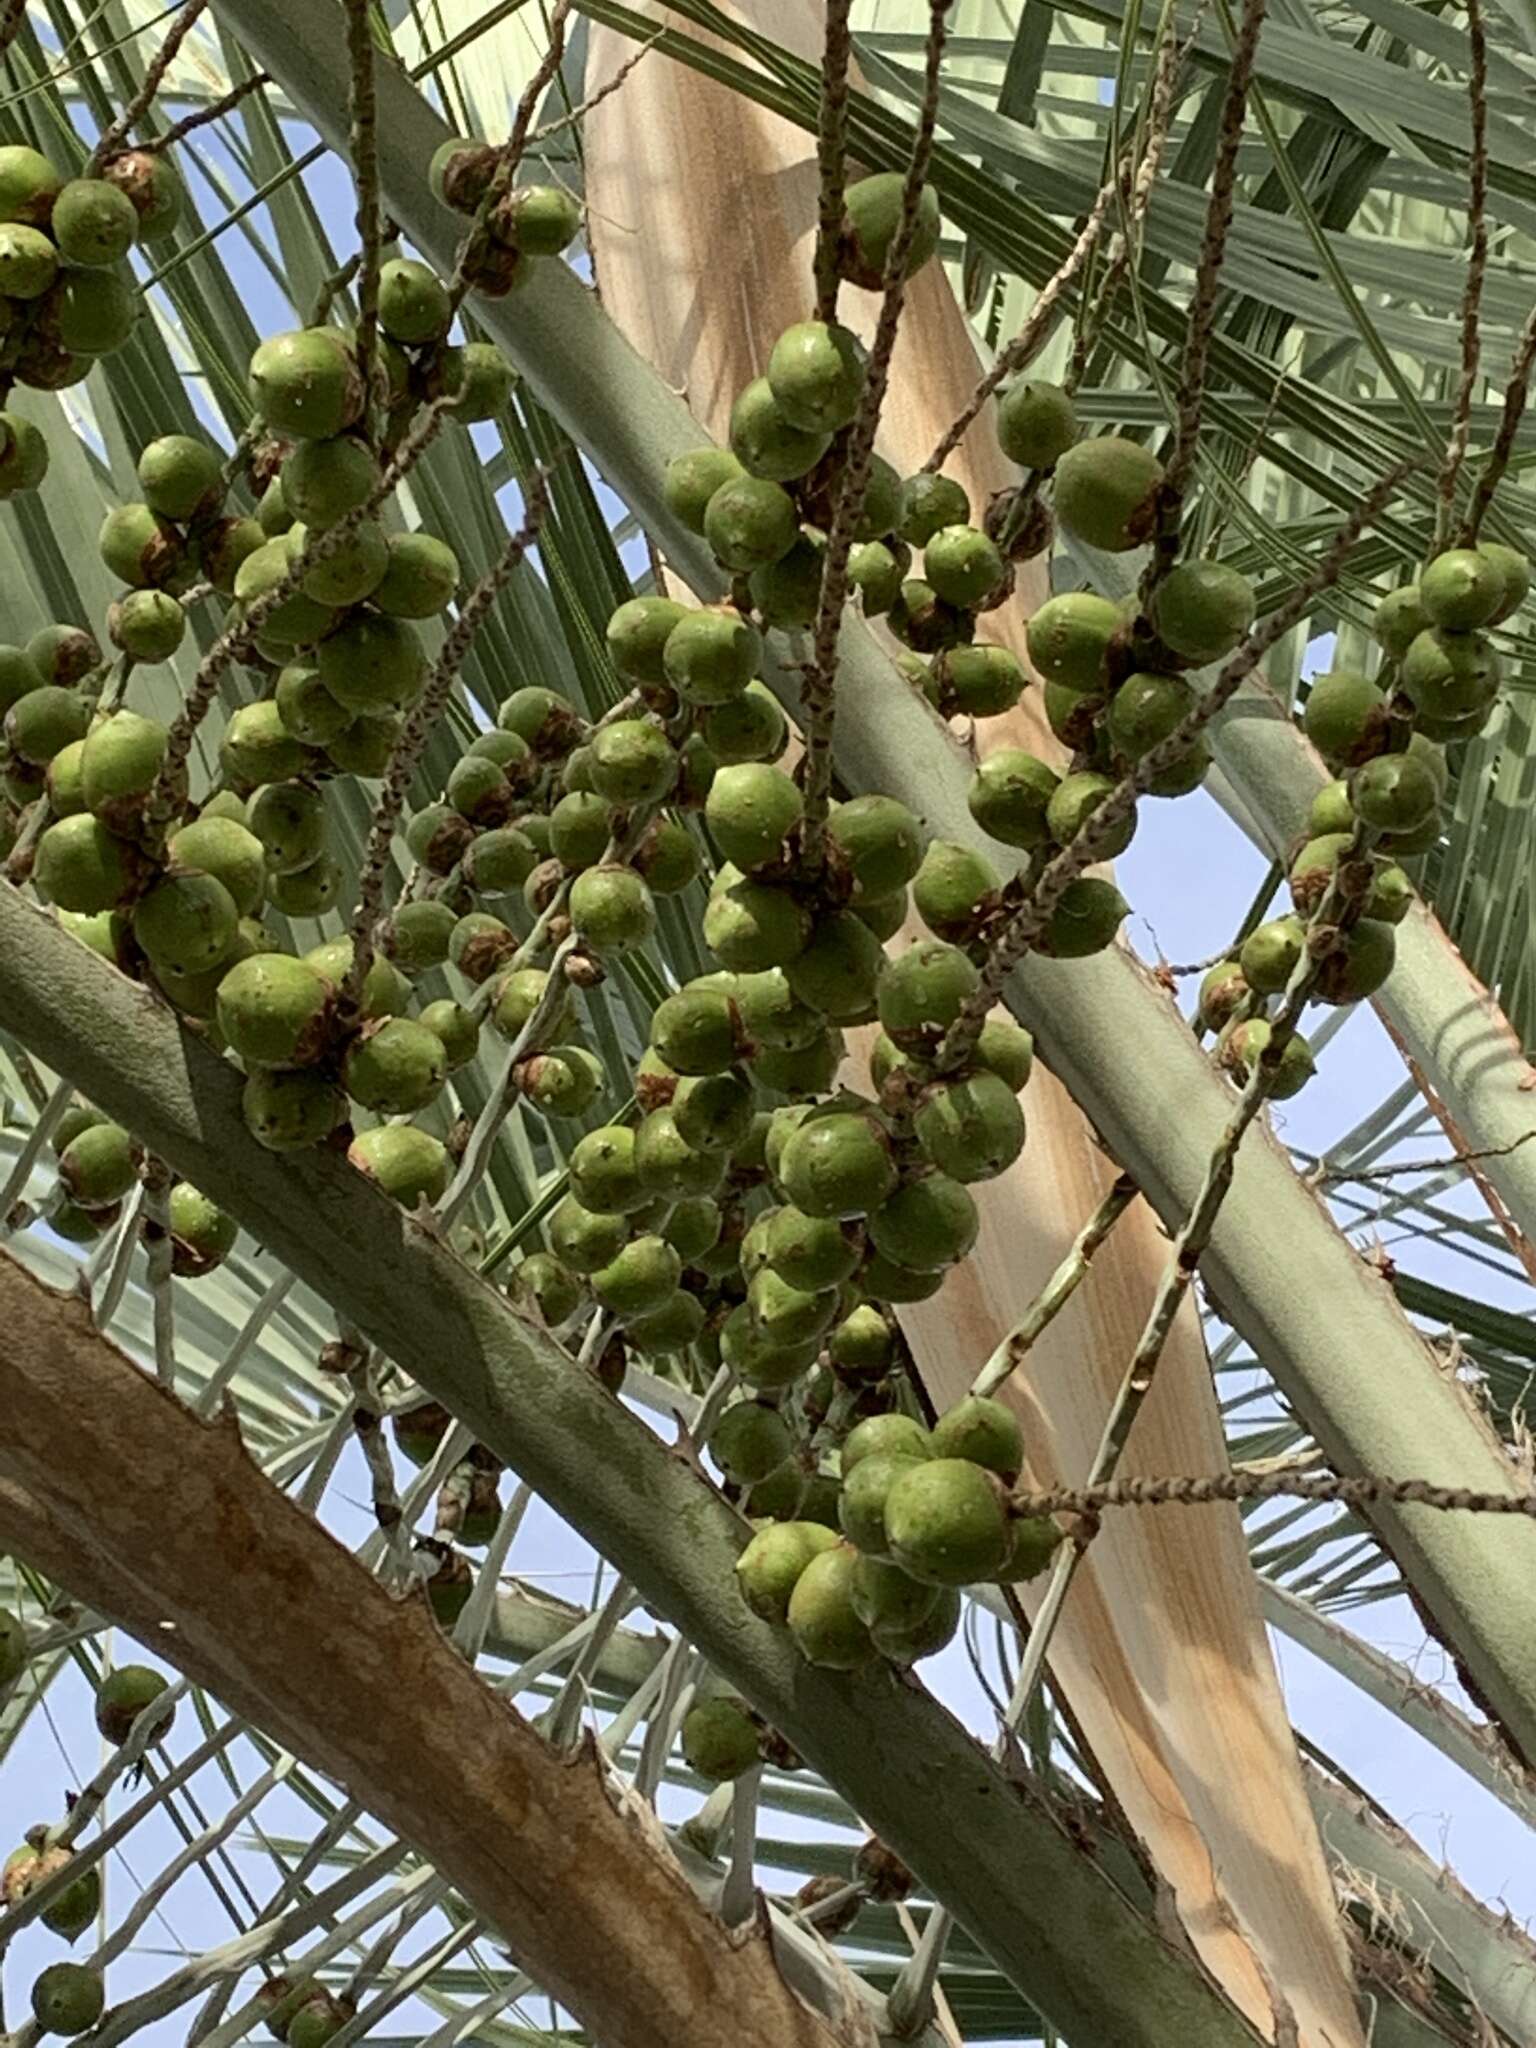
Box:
[1195,535,1528,1085]
[19,1092,236,1262]
[6,1665,174,2036]
[427,138,583,285]
[0,140,183,500]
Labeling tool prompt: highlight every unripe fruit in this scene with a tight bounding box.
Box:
[31,1962,105,2036]
[839,1450,925,1555]
[167,1182,238,1276]
[490,182,581,255]
[100,148,183,241]
[589,718,677,806]
[664,1194,724,1263]
[766,1206,863,1292]
[663,447,745,533]
[516,1250,582,1327]
[569,1125,649,1215]
[491,964,570,1040]
[914,1070,1024,1182]
[1352,751,1439,834]
[839,173,941,289]
[1025,593,1121,698]
[747,1267,837,1346]
[4,1842,100,1939]
[29,625,101,687]
[703,474,799,571]
[779,1111,895,1220]
[996,377,1076,468]
[134,872,238,978]
[1312,918,1397,1005]
[1239,914,1305,995]
[825,793,924,899]
[850,1557,939,1636]
[377,256,451,345]
[933,643,1023,719]
[721,1301,820,1389]
[1217,1016,1315,1098]
[1150,561,1255,664]
[285,1993,349,2048]
[222,700,314,787]
[663,605,760,705]
[869,1172,979,1271]
[0,143,63,226]
[549,1194,631,1274]
[1400,628,1501,722]
[450,913,518,985]
[929,1395,1023,1478]
[569,863,656,953]
[735,1520,839,1621]
[1302,670,1388,766]
[923,524,1006,609]
[877,937,978,1046]
[266,854,342,919]
[592,1234,682,1317]
[630,817,700,895]
[706,762,802,870]
[787,1543,875,1667]
[711,1400,794,1484]
[1480,540,1530,623]
[912,840,998,939]
[1419,547,1504,631]
[1372,582,1429,658]
[167,816,266,917]
[1053,435,1163,551]
[1107,669,1195,760]
[280,436,378,531]
[700,680,787,764]
[518,1045,604,1120]
[216,954,333,1067]
[784,912,882,1021]
[7,684,90,766]
[249,329,363,440]
[348,1125,451,1207]
[607,595,689,685]
[846,537,906,617]
[343,1018,448,1115]
[996,1515,1063,1583]
[768,320,867,433]
[289,520,388,607]
[248,779,328,876]
[59,1121,138,1209]
[1308,780,1356,837]
[1037,877,1129,958]
[96,1662,172,1744]
[828,1302,895,1380]
[318,612,426,714]
[0,221,57,298]
[705,877,810,971]
[730,375,830,482]
[898,472,969,549]
[651,984,746,1074]
[34,813,136,913]
[416,999,478,1072]
[242,1069,343,1150]
[634,1107,723,1197]
[682,1698,760,1782]
[304,938,408,1018]
[968,748,1058,848]
[233,539,334,647]
[884,1458,1010,1585]
[0,410,49,494]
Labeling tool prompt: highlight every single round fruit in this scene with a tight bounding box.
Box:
[317,612,425,713]
[787,1543,875,1668]
[343,1018,448,1115]
[868,1172,979,1271]
[877,937,978,1046]
[779,1111,895,1221]
[651,984,746,1075]
[0,144,62,226]
[168,815,266,917]
[108,589,184,663]
[1352,751,1440,834]
[1217,1016,1315,1099]
[839,1450,926,1555]
[735,1520,839,1621]
[348,1125,451,1206]
[1419,547,1504,631]
[100,148,182,241]
[968,748,1058,849]
[216,953,333,1067]
[1150,561,1255,664]
[569,863,656,954]
[996,378,1076,469]
[31,1962,105,2036]
[375,531,460,618]
[34,814,136,913]
[53,176,139,265]
[0,221,57,298]
[1037,877,1129,958]
[703,475,799,572]
[242,1069,344,1150]
[592,1234,682,1318]
[681,1698,759,1782]
[914,1070,1024,1182]
[138,433,223,522]
[1302,671,1388,767]
[840,172,941,289]
[377,257,452,345]
[663,447,745,533]
[1052,437,1163,552]
[134,871,238,978]
[248,329,364,440]
[96,1662,172,1744]
[923,524,1006,609]
[768,319,866,433]
[929,1394,1023,1478]
[711,1401,793,1484]
[898,472,969,548]
[663,604,761,706]
[59,1121,138,1210]
[884,1458,1010,1585]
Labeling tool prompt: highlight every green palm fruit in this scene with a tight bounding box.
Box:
[779,1111,895,1220]
[914,1070,1024,1182]
[342,1019,448,1116]
[0,221,57,297]
[369,530,459,617]
[222,701,315,789]
[929,1395,1023,1478]
[164,1182,238,1277]
[735,1520,839,1621]
[705,762,803,870]
[1302,670,1389,766]
[1419,547,1504,630]
[216,953,333,1067]
[731,967,821,1049]
[0,642,42,711]
[166,817,265,919]
[403,1004,471,1080]
[1371,583,1428,657]
[828,1303,895,1380]
[348,1125,451,1206]
[107,588,185,663]
[1352,751,1439,833]
[663,447,745,532]
[376,256,451,345]
[747,532,824,626]
[490,181,580,254]
[448,913,517,985]
[0,143,62,225]
[695,701,781,788]
[681,1698,760,1782]
[1037,877,1129,958]
[249,329,363,439]
[281,435,378,530]
[569,1125,650,1215]
[232,538,334,647]
[589,719,677,805]
[447,752,515,827]
[703,473,800,571]
[136,432,221,522]
[885,1458,1011,1586]
[490,964,571,1042]
[266,853,341,918]
[514,1250,581,1327]
[287,519,387,607]
[4,1842,100,1939]
[317,612,426,713]
[651,983,748,1073]
[1106,669,1195,760]
[549,1195,631,1275]
[634,1107,721,1197]
[662,604,760,705]
[849,1557,939,1638]
[58,1121,138,1210]
[783,913,882,1022]
[546,790,610,870]
[839,1450,927,1555]
[967,748,1058,848]
[303,939,407,1019]
[48,268,137,353]
[720,1301,821,1388]
[240,1069,343,1150]
[196,509,264,588]
[1307,779,1356,838]
[133,872,237,979]
[1024,592,1120,695]
[7,685,90,767]
[898,471,969,548]
[1046,770,1136,856]
[851,891,905,943]
[31,1962,105,2036]
[931,643,1021,718]
[0,411,49,494]
[591,1234,682,1317]
[569,863,656,954]
[664,1195,724,1264]
[630,817,699,896]
[100,504,192,594]
[753,1029,844,1096]
[787,1543,875,1667]
[912,840,998,939]
[886,577,972,654]
[846,537,906,616]
[428,135,497,210]
[1052,436,1163,551]
[711,1401,793,1484]
[517,1045,605,1121]
[766,1207,863,1292]
[245,779,326,876]
[996,376,1076,468]
[923,524,1006,610]
[1480,540,1530,623]
[1399,627,1501,723]
[402,805,475,879]
[1313,918,1397,1005]
[767,320,867,432]
[996,1515,1062,1583]
[285,1992,349,2048]
[1216,1016,1314,1099]
[730,376,830,482]
[96,1662,172,1744]
[626,1290,706,1355]
[869,1172,979,1271]
[875,938,978,1048]
[466,825,540,894]
[33,814,137,913]
[100,147,182,240]
[748,1268,837,1347]
[823,793,923,899]
[606,595,689,684]
[1238,914,1305,995]
[1150,561,1255,664]
[839,172,941,288]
